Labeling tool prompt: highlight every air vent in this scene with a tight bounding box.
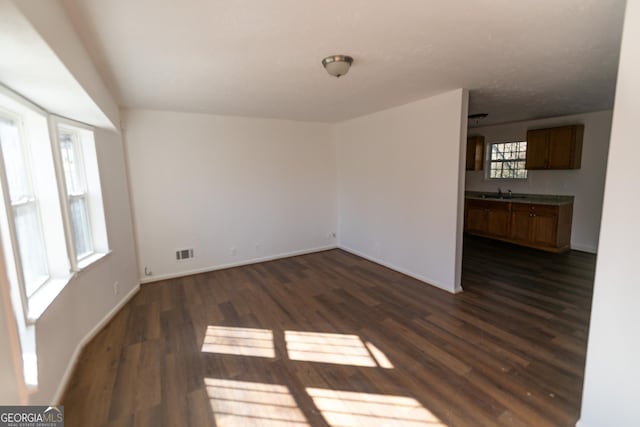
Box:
[176,248,194,260]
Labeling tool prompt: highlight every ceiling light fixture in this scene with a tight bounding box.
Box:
[322,55,354,78]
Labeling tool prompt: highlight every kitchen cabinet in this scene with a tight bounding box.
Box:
[464,198,573,253]
[525,125,584,170]
[464,199,510,239]
[466,136,485,171]
[465,200,488,234]
[510,203,565,248]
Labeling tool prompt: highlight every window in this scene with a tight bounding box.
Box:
[58,127,93,260]
[0,113,49,297]
[53,119,109,270]
[489,141,528,179]
[0,88,109,320]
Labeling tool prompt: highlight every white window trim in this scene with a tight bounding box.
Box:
[0,108,50,322]
[49,115,107,272]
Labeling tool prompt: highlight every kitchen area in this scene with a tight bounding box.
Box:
[463,110,612,255]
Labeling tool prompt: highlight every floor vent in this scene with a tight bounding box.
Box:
[176,248,194,260]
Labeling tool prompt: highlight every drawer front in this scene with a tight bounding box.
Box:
[465,199,510,211]
[511,203,559,216]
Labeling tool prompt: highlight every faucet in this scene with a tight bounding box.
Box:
[508,189,513,199]
[497,187,502,198]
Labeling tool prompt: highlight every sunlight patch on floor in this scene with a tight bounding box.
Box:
[201,326,275,358]
[205,378,309,426]
[306,387,447,426]
[365,341,394,369]
[285,331,379,367]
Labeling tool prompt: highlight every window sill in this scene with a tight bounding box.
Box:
[27,276,73,323]
[26,251,111,323]
[76,250,111,271]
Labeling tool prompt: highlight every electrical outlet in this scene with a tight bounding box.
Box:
[255,242,260,252]
[330,232,336,239]
[113,281,119,295]
[230,247,237,256]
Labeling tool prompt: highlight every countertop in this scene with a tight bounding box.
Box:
[465,191,574,206]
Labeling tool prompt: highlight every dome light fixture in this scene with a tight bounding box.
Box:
[322,55,354,78]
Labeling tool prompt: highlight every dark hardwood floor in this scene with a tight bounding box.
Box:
[63,236,595,426]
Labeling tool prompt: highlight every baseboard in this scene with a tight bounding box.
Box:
[140,245,338,284]
[52,283,140,404]
[337,245,460,294]
[570,243,597,254]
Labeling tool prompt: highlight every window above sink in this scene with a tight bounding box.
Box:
[488,141,528,180]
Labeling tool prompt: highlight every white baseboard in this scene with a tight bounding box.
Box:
[52,283,140,404]
[337,245,460,294]
[570,243,597,254]
[140,245,338,284]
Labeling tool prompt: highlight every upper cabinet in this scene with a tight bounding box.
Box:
[525,125,584,170]
[466,135,485,171]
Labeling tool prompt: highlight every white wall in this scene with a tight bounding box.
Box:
[31,128,138,403]
[336,89,468,293]
[578,0,640,425]
[124,110,337,282]
[3,0,118,129]
[465,111,612,253]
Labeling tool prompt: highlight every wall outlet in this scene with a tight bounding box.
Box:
[144,266,153,276]
[113,281,119,295]
[230,247,237,256]
[330,232,336,239]
[255,242,260,252]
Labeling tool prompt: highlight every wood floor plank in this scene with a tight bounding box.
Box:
[63,235,595,426]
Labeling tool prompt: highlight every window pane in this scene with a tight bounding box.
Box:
[69,196,92,258]
[0,117,31,203]
[59,131,84,195]
[13,203,48,296]
[489,141,528,179]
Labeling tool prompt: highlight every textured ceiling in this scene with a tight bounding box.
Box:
[61,0,626,125]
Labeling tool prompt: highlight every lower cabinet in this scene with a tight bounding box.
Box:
[510,203,565,247]
[464,199,573,252]
[465,200,510,238]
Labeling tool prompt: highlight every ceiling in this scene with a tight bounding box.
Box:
[61,0,626,125]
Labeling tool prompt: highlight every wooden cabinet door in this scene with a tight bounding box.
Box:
[531,212,558,246]
[527,205,559,246]
[466,137,476,170]
[487,207,510,238]
[466,136,485,171]
[548,125,583,169]
[510,206,532,242]
[526,129,549,169]
[548,126,575,169]
[466,206,488,234]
